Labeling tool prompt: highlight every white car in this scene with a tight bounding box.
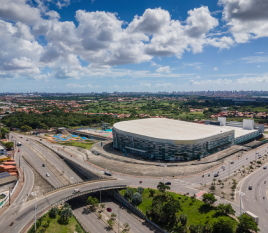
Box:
[46,173,50,177]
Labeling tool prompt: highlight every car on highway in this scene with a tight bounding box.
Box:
[264,167,267,169]
[104,170,112,176]
[46,173,50,177]
[248,185,253,190]
[107,207,112,212]
[73,189,80,193]
[165,182,171,185]
[42,164,45,167]
[18,149,20,152]
[214,174,219,177]
[26,139,28,141]
[231,161,234,164]
[40,139,42,141]
[20,137,23,138]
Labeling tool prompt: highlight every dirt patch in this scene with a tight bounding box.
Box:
[27,167,53,201]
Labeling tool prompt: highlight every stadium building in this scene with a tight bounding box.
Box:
[112,118,264,161]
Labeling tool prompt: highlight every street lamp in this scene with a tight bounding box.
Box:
[235,191,245,217]
[31,191,39,231]
[161,164,167,184]
[115,207,123,233]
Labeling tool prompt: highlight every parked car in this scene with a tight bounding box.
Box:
[231,161,234,164]
[107,207,112,212]
[264,167,267,169]
[165,182,171,185]
[42,164,45,167]
[248,185,253,190]
[214,174,219,177]
[46,173,50,177]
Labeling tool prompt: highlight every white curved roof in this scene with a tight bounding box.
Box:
[113,118,234,145]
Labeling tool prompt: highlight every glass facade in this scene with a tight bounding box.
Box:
[113,129,235,161]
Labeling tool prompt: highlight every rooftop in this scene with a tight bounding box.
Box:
[113,118,234,144]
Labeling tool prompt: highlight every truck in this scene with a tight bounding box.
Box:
[104,170,112,176]
[17,142,22,146]
[244,211,259,224]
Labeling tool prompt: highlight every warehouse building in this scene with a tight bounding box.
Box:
[112,118,263,161]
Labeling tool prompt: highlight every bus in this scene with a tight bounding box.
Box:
[244,211,259,224]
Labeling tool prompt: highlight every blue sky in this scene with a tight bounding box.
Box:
[1,0,268,92]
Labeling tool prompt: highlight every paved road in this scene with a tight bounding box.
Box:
[239,150,268,233]
[12,135,63,188]
[0,135,35,231]
[4,133,268,232]
[24,138,83,184]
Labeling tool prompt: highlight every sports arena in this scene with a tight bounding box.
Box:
[112,118,263,161]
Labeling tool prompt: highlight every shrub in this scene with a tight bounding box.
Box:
[124,188,134,200]
[132,192,142,206]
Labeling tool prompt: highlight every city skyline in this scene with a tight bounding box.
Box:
[1,0,268,92]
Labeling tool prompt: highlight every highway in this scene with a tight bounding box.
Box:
[3,132,268,232]
[12,135,63,188]
[23,138,83,184]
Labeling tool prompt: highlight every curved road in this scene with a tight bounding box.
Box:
[3,132,268,232]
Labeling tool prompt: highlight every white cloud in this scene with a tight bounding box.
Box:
[241,55,268,63]
[156,66,171,73]
[140,82,151,87]
[155,83,174,88]
[66,83,93,88]
[0,0,41,25]
[214,67,218,71]
[219,0,268,43]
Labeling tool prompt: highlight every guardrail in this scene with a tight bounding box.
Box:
[51,185,127,206]
[43,177,117,195]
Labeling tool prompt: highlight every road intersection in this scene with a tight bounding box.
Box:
[2,132,268,232]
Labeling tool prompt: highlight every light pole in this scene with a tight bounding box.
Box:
[235,191,245,217]
[31,191,39,231]
[161,164,167,183]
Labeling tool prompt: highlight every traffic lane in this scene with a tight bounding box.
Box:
[28,140,83,183]
[240,167,268,232]
[20,145,62,188]
[68,196,109,233]
[101,194,156,233]
[184,146,268,184]
[19,140,63,188]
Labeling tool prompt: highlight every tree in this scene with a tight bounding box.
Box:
[49,207,58,218]
[59,205,72,224]
[149,189,155,197]
[189,224,197,233]
[107,218,115,229]
[236,213,260,233]
[0,127,9,139]
[39,123,49,130]
[195,224,204,233]
[212,216,235,233]
[203,224,212,233]
[132,192,142,206]
[178,226,187,233]
[137,187,144,194]
[111,213,117,219]
[86,196,99,210]
[202,193,217,205]
[101,203,105,210]
[157,182,170,194]
[180,214,187,226]
[2,141,14,149]
[123,222,130,232]
[124,188,134,200]
[20,125,32,132]
[216,203,235,216]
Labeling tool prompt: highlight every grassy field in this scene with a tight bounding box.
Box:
[120,188,238,231]
[59,141,94,150]
[29,214,84,233]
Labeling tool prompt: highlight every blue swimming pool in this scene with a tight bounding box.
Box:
[104,129,112,132]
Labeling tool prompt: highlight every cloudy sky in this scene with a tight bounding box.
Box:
[1,0,268,92]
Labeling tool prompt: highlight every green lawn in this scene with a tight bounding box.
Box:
[59,141,94,150]
[120,188,238,232]
[28,213,84,233]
